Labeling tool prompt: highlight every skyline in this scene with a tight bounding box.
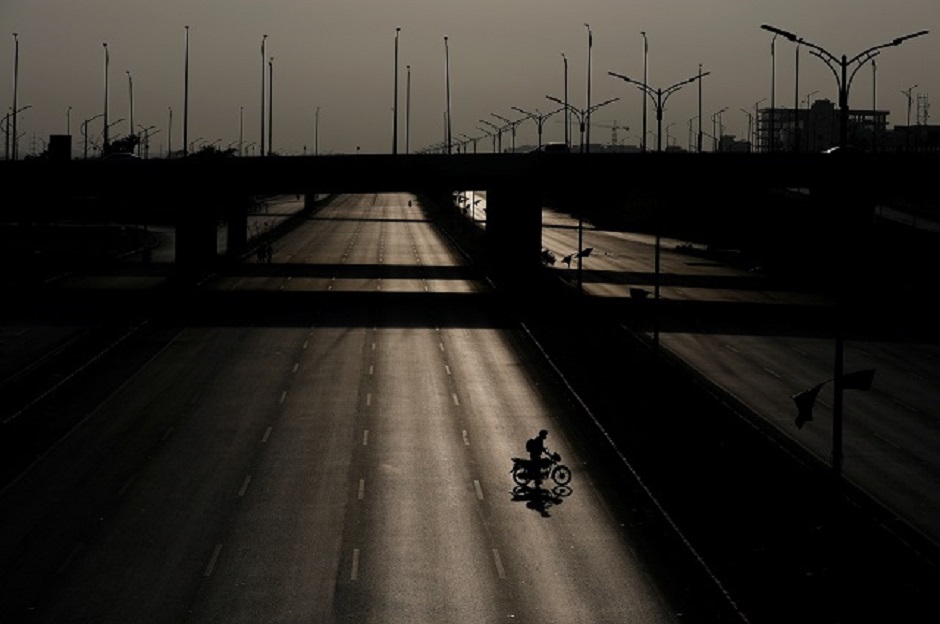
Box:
[2,1,937,156]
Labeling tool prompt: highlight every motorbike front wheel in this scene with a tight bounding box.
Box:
[552,464,572,486]
[512,464,530,486]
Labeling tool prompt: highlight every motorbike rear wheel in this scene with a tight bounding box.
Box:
[512,464,530,486]
[552,464,572,486]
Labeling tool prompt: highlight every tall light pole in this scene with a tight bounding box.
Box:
[584,24,592,153]
[545,95,618,293]
[761,25,928,150]
[608,70,708,152]
[769,33,777,153]
[561,53,570,149]
[393,27,400,154]
[12,33,20,160]
[81,112,102,159]
[762,24,929,475]
[183,26,189,156]
[260,34,267,157]
[902,84,917,150]
[103,42,110,152]
[268,55,274,155]
[512,106,563,150]
[641,31,648,152]
[126,70,134,137]
[315,106,320,155]
[239,106,244,156]
[740,108,753,151]
[444,36,452,154]
[167,106,173,157]
[697,63,703,153]
[794,42,800,152]
[66,106,72,135]
[491,112,526,152]
[406,64,411,154]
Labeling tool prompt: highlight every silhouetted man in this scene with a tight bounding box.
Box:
[525,429,549,486]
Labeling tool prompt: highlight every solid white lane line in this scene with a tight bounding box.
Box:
[57,543,84,576]
[362,429,369,445]
[358,479,366,500]
[262,426,273,443]
[763,367,781,379]
[119,473,138,497]
[474,479,484,500]
[492,549,506,579]
[238,475,252,497]
[204,544,223,576]
[351,549,360,581]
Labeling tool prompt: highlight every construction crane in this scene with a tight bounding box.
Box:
[557,118,629,146]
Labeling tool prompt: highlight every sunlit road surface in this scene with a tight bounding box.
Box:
[0,194,713,623]
[541,207,940,551]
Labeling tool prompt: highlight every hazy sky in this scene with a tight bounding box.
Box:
[2,1,937,156]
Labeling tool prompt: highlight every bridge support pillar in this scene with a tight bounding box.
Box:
[175,196,219,275]
[225,195,252,260]
[485,183,542,290]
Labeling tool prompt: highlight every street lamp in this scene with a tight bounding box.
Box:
[544,94,618,294]
[491,112,527,152]
[479,119,503,152]
[444,36,452,154]
[315,106,320,155]
[711,106,728,152]
[545,95,619,153]
[512,106,563,150]
[901,84,917,150]
[126,70,134,137]
[477,126,496,153]
[608,70,709,152]
[740,108,753,151]
[4,104,31,160]
[103,42,110,151]
[406,65,411,154]
[183,27,190,157]
[393,27,400,154]
[268,55,274,155]
[641,31,648,152]
[11,33,19,160]
[762,23,928,475]
[584,24,593,152]
[760,24,928,149]
[260,34,267,157]
[561,53,569,148]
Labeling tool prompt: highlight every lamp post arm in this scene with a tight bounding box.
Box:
[809,49,842,91]
[846,50,880,96]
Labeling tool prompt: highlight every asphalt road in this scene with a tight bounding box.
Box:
[1,193,740,623]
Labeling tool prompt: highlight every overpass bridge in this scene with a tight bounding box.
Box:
[2,151,933,285]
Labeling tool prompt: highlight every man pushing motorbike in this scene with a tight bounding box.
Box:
[525,429,551,486]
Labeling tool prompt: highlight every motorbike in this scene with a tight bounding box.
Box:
[510,449,571,487]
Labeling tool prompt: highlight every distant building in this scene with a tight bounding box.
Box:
[754,98,939,153]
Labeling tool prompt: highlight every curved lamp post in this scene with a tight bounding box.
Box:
[760,24,927,149]
[761,23,928,476]
[512,106,564,150]
[544,94,618,293]
[608,70,709,152]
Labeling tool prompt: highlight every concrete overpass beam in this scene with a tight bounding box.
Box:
[485,182,542,289]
